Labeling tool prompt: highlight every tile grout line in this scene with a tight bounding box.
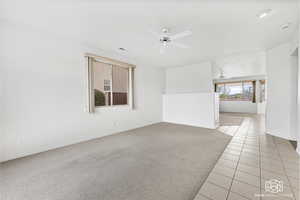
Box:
[192,119,245,200]
[199,193,215,200]
[272,137,297,200]
[207,181,253,200]
[225,117,250,200]
[211,170,261,190]
[196,115,298,200]
[195,116,273,200]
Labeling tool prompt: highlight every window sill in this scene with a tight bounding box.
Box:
[220,99,253,102]
[94,105,133,112]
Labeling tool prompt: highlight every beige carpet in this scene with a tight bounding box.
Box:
[0,122,231,200]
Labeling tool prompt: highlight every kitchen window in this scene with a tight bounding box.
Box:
[215,81,255,102]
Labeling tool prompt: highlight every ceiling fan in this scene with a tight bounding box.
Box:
[150,28,192,54]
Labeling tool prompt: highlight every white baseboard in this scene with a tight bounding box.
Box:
[297,142,300,155]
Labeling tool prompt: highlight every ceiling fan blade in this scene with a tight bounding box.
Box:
[170,30,192,40]
[160,45,167,54]
[149,29,162,39]
[171,42,190,49]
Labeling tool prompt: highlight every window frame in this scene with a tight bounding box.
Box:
[215,80,256,102]
[86,53,135,112]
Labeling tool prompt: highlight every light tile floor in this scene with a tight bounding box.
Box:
[194,113,300,200]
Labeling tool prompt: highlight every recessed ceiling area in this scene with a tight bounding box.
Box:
[0,0,298,67]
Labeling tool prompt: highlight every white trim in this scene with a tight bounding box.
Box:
[95,105,131,112]
[265,130,298,141]
[296,143,300,155]
[87,57,95,113]
[214,75,266,83]
[110,65,113,106]
[85,53,135,69]
[129,67,134,109]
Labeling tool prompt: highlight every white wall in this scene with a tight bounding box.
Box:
[163,62,217,128]
[290,54,298,140]
[213,51,266,79]
[0,20,165,162]
[257,79,267,114]
[220,101,257,114]
[290,28,299,143]
[298,26,300,154]
[266,42,297,140]
[165,62,213,94]
[163,93,217,129]
[257,102,267,114]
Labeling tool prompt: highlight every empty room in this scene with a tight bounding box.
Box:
[0,0,299,200]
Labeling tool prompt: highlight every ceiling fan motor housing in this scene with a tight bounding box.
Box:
[160,36,171,44]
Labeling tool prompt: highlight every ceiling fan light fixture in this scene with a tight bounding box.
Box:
[257,9,272,19]
[162,28,169,34]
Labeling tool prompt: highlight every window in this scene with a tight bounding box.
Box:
[86,54,134,112]
[111,66,129,105]
[93,62,112,107]
[93,62,129,107]
[215,81,255,102]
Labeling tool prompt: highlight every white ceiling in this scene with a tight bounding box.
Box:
[1,0,299,67]
[212,51,266,79]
